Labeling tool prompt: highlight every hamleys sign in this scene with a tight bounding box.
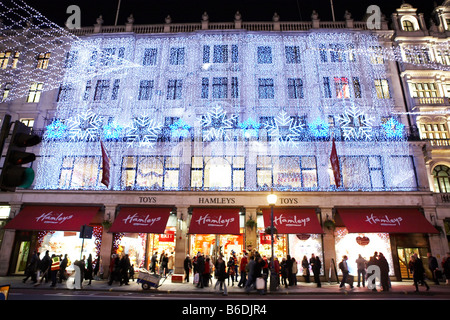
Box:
[35,212,74,225]
[189,208,240,234]
[364,213,403,227]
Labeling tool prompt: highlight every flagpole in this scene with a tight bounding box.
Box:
[115,0,122,26]
[330,0,336,22]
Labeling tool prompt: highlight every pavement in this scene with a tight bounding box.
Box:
[2,273,450,297]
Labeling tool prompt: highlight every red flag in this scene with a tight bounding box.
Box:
[330,138,341,187]
[100,141,110,187]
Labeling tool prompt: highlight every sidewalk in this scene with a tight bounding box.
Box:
[2,274,450,296]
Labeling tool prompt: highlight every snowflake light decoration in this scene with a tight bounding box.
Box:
[239,118,261,139]
[336,105,374,141]
[308,118,330,139]
[44,119,68,141]
[169,118,191,139]
[125,117,162,147]
[264,111,305,146]
[65,110,103,142]
[199,105,237,141]
[103,122,124,141]
[382,118,405,140]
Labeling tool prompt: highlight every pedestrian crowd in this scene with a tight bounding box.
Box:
[22,250,107,288]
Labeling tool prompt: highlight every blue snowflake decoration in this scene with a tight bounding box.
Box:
[308,118,329,138]
[382,117,405,140]
[124,117,162,147]
[44,119,68,141]
[102,122,124,141]
[169,118,191,139]
[239,118,261,138]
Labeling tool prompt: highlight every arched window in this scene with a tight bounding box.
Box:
[433,165,450,193]
[402,20,415,31]
[204,157,232,189]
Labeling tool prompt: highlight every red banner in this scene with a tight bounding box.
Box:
[189,208,240,235]
[330,138,341,187]
[338,208,438,234]
[100,141,110,187]
[159,231,175,242]
[262,208,323,234]
[109,207,170,234]
[4,206,100,231]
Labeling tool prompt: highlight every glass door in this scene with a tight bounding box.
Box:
[15,241,30,274]
[397,247,419,279]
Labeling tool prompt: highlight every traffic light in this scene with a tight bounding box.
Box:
[0,120,41,191]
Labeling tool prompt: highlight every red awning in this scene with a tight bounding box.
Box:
[3,205,100,232]
[109,207,171,234]
[262,208,323,234]
[337,208,439,234]
[189,208,240,235]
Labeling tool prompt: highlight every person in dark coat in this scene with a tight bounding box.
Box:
[442,252,450,285]
[378,253,390,291]
[23,250,39,284]
[85,254,93,285]
[196,253,205,288]
[411,254,430,292]
[286,255,293,286]
[302,255,310,283]
[214,255,228,295]
[120,254,131,285]
[311,254,321,288]
[59,254,68,283]
[427,252,440,285]
[184,254,192,283]
[39,250,52,284]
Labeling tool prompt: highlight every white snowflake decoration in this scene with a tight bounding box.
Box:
[199,105,237,141]
[65,110,103,142]
[125,117,162,147]
[264,111,305,146]
[336,105,374,141]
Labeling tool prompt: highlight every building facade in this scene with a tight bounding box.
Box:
[0,3,448,282]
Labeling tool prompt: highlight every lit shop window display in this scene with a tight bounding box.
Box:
[37,228,101,271]
[288,234,324,275]
[334,227,394,276]
[146,227,177,269]
[258,231,287,259]
[189,233,244,260]
[113,233,147,268]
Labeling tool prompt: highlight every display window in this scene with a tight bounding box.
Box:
[114,233,147,268]
[189,232,244,261]
[257,228,287,259]
[37,228,102,270]
[288,234,324,275]
[146,227,177,270]
[334,227,394,275]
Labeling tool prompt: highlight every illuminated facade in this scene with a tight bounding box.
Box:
[0,3,448,282]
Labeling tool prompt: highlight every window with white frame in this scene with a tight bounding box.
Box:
[191,156,245,190]
[142,48,157,66]
[26,82,43,103]
[410,82,438,98]
[419,123,448,139]
[374,79,390,99]
[36,52,51,69]
[94,80,110,101]
[167,80,183,100]
[257,46,272,64]
[258,78,274,99]
[138,80,154,100]
[169,47,185,65]
[59,156,102,189]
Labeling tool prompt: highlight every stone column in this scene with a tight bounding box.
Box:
[100,204,116,278]
[244,207,258,252]
[173,206,189,281]
[320,207,337,282]
[0,203,22,276]
[423,206,447,259]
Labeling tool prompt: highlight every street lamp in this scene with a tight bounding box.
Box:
[267,190,277,291]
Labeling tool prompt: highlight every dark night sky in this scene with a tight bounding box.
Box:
[15,0,443,28]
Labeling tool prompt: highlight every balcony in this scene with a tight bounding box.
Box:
[434,193,450,205]
[413,97,449,106]
[427,139,450,147]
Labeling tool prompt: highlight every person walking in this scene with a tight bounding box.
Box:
[311,254,321,287]
[301,255,310,283]
[427,252,440,285]
[50,254,60,287]
[286,255,293,286]
[245,255,256,293]
[442,252,450,285]
[355,254,367,287]
[150,251,158,273]
[411,254,430,292]
[85,254,93,285]
[378,253,390,291]
[280,257,288,288]
[238,251,248,288]
[120,254,131,285]
[184,254,192,283]
[339,255,353,289]
[23,250,39,284]
[291,257,298,286]
[59,254,68,283]
[196,253,205,288]
[227,256,236,286]
[39,250,51,284]
[367,254,379,291]
[214,255,228,295]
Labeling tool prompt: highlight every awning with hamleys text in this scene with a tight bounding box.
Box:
[3,205,100,231]
[109,207,171,234]
[188,208,241,235]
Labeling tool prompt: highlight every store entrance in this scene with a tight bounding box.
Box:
[14,240,30,274]
[189,234,243,261]
[397,247,429,279]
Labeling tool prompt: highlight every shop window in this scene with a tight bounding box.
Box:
[257,156,317,190]
[334,227,394,276]
[59,156,102,189]
[288,234,324,276]
[432,165,450,193]
[121,156,180,190]
[190,156,245,190]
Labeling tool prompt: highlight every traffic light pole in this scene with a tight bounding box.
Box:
[0,115,11,162]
